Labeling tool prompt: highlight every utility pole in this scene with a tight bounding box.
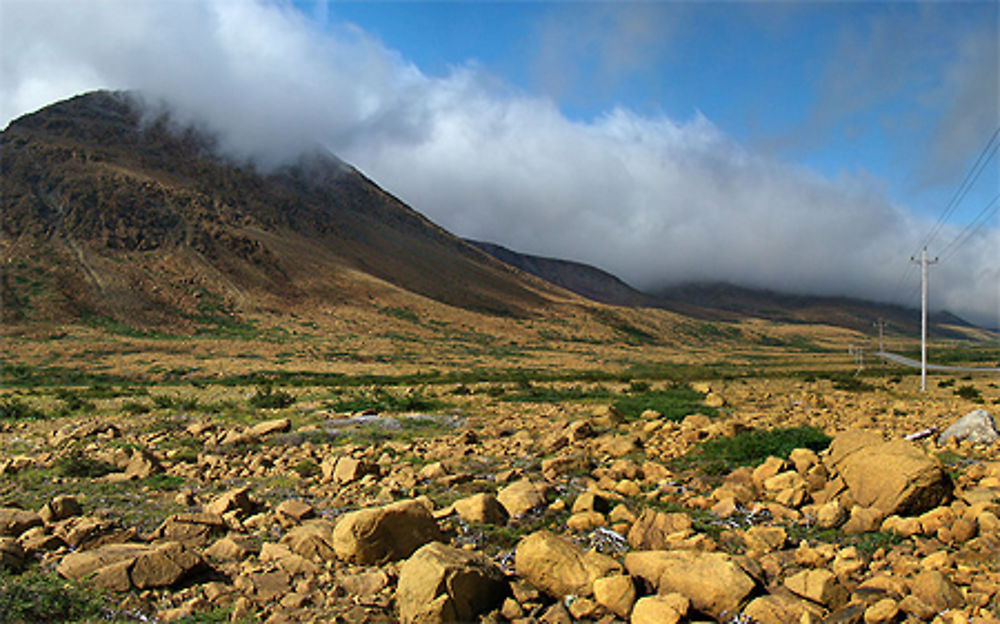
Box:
[873,319,885,353]
[910,247,938,391]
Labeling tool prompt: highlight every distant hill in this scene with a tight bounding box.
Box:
[465,240,655,308]
[469,239,981,339]
[1,91,562,329]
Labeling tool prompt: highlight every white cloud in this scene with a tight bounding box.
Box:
[2,0,996,327]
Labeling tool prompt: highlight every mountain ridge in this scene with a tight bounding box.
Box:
[1,91,566,329]
[467,238,984,338]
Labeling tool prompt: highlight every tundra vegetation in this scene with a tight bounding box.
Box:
[1,322,998,624]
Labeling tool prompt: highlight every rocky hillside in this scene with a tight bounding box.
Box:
[1,91,561,329]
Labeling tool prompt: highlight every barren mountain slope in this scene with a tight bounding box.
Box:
[1,91,562,329]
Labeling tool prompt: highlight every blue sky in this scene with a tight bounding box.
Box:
[2,0,998,325]
[322,1,998,223]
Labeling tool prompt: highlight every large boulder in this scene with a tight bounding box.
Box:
[57,541,201,591]
[396,542,507,624]
[624,550,756,619]
[938,409,999,445]
[514,530,621,599]
[830,435,952,516]
[333,499,442,564]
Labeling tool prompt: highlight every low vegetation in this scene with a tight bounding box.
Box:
[677,426,833,475]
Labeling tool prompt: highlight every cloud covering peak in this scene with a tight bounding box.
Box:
[2,0,996,327]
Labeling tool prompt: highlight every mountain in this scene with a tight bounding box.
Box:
[1,91,561,329]
[469,239,981,339]
[465,240,655,308]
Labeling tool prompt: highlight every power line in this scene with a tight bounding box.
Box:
[915,125,1000,253]
[939,192,1000,261]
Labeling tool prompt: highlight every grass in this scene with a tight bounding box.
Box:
[612,385,715,422]
[676,426,833,475]
[328,388,442,414]
[0,398,47,421]
[0,567,119,623]
[499,383,614,404]
[248,384,296,409]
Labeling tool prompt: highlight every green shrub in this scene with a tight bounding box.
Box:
[292,459,320,478]
[0,567,109,623]
[612,386,714,422]
[827,375,874,392]
[248,385,296,409]
[330,388,440,413]
[0,398,46,421]
[54,452,116,478]
[120,400,151,414]
[954,385,982,402]
[56,390,95,414]
[628,380,651,393]
[679,426,833,474]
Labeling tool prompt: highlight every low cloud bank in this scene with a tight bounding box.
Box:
[3,1,996,326]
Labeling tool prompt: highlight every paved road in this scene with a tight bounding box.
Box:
[876,351,1000,373]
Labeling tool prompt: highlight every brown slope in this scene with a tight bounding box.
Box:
[1,91,557,328]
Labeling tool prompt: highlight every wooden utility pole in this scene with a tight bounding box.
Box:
[910,248,938,391]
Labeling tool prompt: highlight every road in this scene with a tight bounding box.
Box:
[875,351,1000,374]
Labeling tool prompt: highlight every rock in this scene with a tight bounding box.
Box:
[338,569,390,597]
[331,456,379,484]
[592,574,636,619]
[452,493,508,525]
[742,526,787,554]
[275,499,314,523]
[396,542,507,624]
[784,569,848,607]
[38,495,82,523]
[566,511,606,531]
[817,500,848,529]
[752,456,789,490]
[843,506,884,535]
[0,508,43,537]
[333,499,442,564]
[572,491,612,514]
[743,591,826,624]
[0,536,25,571]
[281,519,338,561]
[705,392,726,408]
[123,448,162,479]
[130,541,202,589]
[497,479,549,517]
[897,595,936,620]
[626,509,693,550]
[630,593,689,624]
[624,550,756,618]
[937,409,999,445]
[909,570,963,612]
[57,541,200,591]
[831,436,952,516]
[153,512,227,546]
[248,418,291,437]
[864,598,898,624]
[515,530,622,598]
[204,487,255,517]
[204,536,257,561]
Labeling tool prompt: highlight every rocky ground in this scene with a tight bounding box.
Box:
[1,374,998,624]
